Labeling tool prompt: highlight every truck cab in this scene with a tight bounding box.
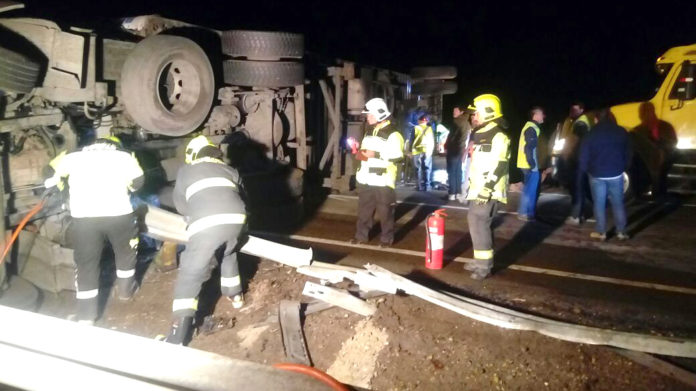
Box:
[611,43,696,195]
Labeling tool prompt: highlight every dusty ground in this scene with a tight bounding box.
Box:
[42,252,687,391]
[30,188,696,390]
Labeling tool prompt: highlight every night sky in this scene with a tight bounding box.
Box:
[19,1,696,132]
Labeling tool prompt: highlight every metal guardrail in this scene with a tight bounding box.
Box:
[0,305,329,390]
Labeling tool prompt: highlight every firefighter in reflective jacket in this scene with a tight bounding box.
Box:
[166,135,247,345]
[44,136,144,324]
[465,94,511,280]
[351,98,404,247]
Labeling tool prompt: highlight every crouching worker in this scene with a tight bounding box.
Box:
[165,135,247,345]
[44,136,144,324]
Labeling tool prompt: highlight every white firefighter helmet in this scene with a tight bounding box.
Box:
[362,98,391,121]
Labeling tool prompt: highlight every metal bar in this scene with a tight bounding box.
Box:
[294,84,308,170]
[0,113,64,133]
[365,264,696,357]
[318,79,339,170]
[278,300,312,366]
[332,73,342,182]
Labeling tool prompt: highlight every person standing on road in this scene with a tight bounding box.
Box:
[564,102,592,224]
[517,107,545,221]
[165,135,247,345]
[409,113,435,191]
[44,136,144,325]
[446,106,473,201]
[350,98,404,247]
[465,94,511,280]
[579,108,632,241]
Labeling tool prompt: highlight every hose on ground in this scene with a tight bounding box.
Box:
[273,363,349,391]
[0,199,46,265]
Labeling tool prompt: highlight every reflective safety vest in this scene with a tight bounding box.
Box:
[575,114,591,132]
[47,143,143,218]
[356,120,404,189]
[411,123,435,155]
[466,121,511,203]
[517,121,540,170]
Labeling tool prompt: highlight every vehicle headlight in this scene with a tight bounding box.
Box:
[677,137,693,150]
[552,138,566,152]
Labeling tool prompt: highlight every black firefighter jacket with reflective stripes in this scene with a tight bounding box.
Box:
[173,159,246,236]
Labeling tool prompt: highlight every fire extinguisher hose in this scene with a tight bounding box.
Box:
[425,214,433,264]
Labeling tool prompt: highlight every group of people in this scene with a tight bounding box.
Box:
[44,134,247,345]
[351,94,634,280]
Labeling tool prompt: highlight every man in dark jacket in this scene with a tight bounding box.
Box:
[446,106,472,201]
[578,109,631,241]
[165,135,247,345]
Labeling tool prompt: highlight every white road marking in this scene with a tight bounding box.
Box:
[252,232,696,296]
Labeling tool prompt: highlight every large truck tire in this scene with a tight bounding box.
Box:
[221,30,303,60]
[121,35,215,137]
[411,80,458,96]
[0,46,41,93]
[410,66,457,80]
[223,60,304,88]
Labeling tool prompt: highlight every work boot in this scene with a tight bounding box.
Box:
[616,232,630,241]
[565,216,582,225]
[470,268,491,281]
[590,232,607,241]
[463,262,477,272]
[115,277,139,301]
[348,238,366,245]
[227,293,244,309]
[163,316,194,345]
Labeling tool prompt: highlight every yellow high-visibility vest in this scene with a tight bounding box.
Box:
[356,121,404,189]
[517,121,540,170]
[411,124,434,155]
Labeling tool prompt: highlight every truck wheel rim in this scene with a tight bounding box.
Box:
[157,60,201,116]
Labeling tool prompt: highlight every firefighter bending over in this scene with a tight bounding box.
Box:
[165,135,247,345]
[44,136,144,324]
[350,98,404,247]
[465,94,510,280]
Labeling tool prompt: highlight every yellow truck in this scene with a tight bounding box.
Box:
[611,43,696,195]
[551,43,696,196]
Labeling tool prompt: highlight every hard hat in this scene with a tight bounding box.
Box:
[362,98,391,122]
[468,94,502,122]
[185,135,214,164]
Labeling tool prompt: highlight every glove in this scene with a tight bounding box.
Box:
[44,177,58,189]
[475,187,493,204]
[40,186,59,200]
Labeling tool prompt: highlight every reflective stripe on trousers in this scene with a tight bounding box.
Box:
[473,249,494,260]
[76,289,98,299]
[187,213,246,237]
[221,275,241,288]
[173,298,199,312]
[116,269,135,278]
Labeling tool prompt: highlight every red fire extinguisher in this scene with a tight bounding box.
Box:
[425,209,447,270]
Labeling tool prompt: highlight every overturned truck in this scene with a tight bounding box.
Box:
[0,4,456,298]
